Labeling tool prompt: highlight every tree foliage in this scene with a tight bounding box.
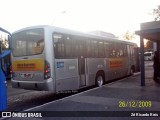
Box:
[145,40,153,50]
[0,32,9,50]
[123,31,135,41]
[153,5,160,21]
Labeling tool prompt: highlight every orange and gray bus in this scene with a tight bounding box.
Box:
[11,25,139,92]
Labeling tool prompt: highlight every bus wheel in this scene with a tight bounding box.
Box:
[96,73,104,87]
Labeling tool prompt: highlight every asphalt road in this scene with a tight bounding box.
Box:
[7,83,75,111]
[6,61,153,111]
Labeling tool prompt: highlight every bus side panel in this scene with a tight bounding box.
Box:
[86,58,105,86]
[118,57,130,77]
[123,57,131,76]
[55,59,79,92]
[106,58,129,80]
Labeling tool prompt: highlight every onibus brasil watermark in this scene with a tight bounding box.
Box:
[2,112,42,118]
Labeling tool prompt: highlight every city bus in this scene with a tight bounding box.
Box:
[11,25,139,92]
[0,30,11,79]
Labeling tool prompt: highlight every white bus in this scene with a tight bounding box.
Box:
[144,52,153,61]
[11,26,139,92]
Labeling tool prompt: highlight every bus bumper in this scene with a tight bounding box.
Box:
[11,78,55,91]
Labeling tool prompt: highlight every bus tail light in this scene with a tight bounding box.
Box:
[44,61,51,79]
[10,65,12,74]
[10,65,15,79]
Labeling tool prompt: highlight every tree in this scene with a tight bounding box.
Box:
[145,40,153,50]
[153,5,160,21]
[123,30,135,41]
[0,32,9,50]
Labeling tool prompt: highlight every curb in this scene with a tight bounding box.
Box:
[133,72,141,76]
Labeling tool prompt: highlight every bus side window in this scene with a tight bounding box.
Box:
[72,37,77,58]
[53,33,65,58]
[79,39,86,57]
[123,45,128,57]
[73,37,86,58]
[104,42,109,57]
[115,44,120,57]
[131,46,135,56]
[109,43,116,58]
[127,45,131,57]
[128,45,134,57]
[98,41,104,58]
[87,40,92,58]
[91,40,98,58]
[116,44,124,57]
[64,35,72,58]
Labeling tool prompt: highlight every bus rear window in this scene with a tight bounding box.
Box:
[12,28,44,57]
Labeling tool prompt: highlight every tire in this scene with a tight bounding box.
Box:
[95,73,104,87]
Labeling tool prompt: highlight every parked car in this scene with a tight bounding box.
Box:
[144,52,153,61]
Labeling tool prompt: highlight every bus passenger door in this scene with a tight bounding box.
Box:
[77,40,86,87]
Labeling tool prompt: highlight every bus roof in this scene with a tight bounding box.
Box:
[12,25,138,46]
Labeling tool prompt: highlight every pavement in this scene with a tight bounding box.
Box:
[3,61,160,120]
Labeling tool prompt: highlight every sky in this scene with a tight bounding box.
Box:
[0,0,159,45]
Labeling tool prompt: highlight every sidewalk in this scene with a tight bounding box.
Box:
[5,64,160,120]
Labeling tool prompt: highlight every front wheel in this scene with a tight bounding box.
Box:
[96,73,104,87]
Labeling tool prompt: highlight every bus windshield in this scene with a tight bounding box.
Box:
[12,28,44,57]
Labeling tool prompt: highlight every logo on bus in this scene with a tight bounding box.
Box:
[12,59,44,71]
[17,63,35,69]
[109,59,123,68]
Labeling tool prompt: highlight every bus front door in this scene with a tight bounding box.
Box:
[77,40,86,87]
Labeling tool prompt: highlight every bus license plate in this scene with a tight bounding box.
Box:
[20,73,33,79]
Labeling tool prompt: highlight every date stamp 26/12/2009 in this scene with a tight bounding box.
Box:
[119,101,152,108]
